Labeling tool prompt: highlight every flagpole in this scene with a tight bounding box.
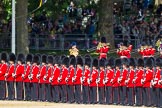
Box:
[12,0,16,54]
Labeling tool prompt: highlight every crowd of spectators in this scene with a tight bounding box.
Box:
[113,0,162,48]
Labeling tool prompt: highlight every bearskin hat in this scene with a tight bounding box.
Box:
[1,52,8,62]
[155,57,162,67]
[69,56,76,66]
[92,58,98,68]
[101,36,106,43]
[129,58,136,67]
[145,58,153,68]
[121,58,129,66]
[62,57,69,67]
[47,55,54,64]
[17,53,25,63]
[137,58,144,67]
[85,57,91,67]
[115,58,121,67]
[77,56,83,66]
[41,54,47,63]
[60,55,66,60]
[106,57,115,67]
[54,56,61,65]
[99,58,105,67]
[84,54,91,59]
[26,54,33,62]
[33,55,40,65]
[69,55,75,59]
[9,53,16,62]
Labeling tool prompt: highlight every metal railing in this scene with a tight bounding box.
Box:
[0,32,158,51]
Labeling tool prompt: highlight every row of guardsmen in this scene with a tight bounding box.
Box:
[0,52,162,107]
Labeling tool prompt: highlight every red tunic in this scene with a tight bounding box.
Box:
[0,63,8,81]
[89,69,98,87]
[96,45,109,59]
[74,67,82,85]
[105,69,114,86]
[98,69,105,87]
[134,69,144,87]
[120,69,128,86]
[82,68,90,86]
[126,69,135,88]
[59,66,68,85]
[23,64,31,82]
[51,66,60,85]
[112,69,120,87]
[39,65,47,83]
[67,66,74,85]
[142,69,153,87]
[153,69,161,88]
[15,64,24,82]
[30,65,39,83]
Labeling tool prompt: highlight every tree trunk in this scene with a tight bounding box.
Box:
[98,0,115,49]
[16,0,29,55]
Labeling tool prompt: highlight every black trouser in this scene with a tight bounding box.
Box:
[152,87,159,107]
[7,81,14,100]
[89,86,97,104]
[159,88,162,107]
[127,87,134,105]
[135,87,143,106]
[52,85,60,102]
[75,85,81,103]
[59,85,67,103]
[98,86,105,104]
[113,87,119,104]
[16,82,23,100]
[119,86,127,105]
[47,84,52,102]
[143,87,152,106]
[39,83,45,101]
[82,85,89,104]
[24,82,31,100]
[0,80,6,100]
[105,86,113,104]
[31,83,38,101]
[67,85,74,103]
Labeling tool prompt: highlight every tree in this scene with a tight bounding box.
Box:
[98,0,114,49]
[16,0,29,54]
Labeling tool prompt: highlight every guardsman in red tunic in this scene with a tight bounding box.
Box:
[96,37,109,59]
[5,53,16,100]
[12,53,25,100]
[50,56,60,103]
[141,58,153,106]
[58,57,69,103]
[96,58,105,104]
[22,54,33,101]
[72,56,83,104]
[126,58,136,106]
[118,58,129,105]
[43,55,54,102]
[103,57,114,104]
[151,57,161,107]
[148,45,156,57]
[111,58,121,105]
[88,58,98,104]
[132,58,144,106]
[117,42,132,59]
[37,54,47,101]
[29,55,40,101]
[81,56,91,104]
[66,56,75,103]
[0,52,8,100]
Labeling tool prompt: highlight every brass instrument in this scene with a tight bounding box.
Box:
[87,42,110,52]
